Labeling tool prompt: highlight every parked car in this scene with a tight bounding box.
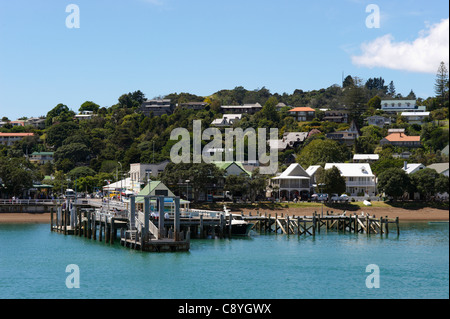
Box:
[311,193,328,202]
[331,193,349,203]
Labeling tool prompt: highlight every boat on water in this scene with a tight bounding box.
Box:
[223,206,254,236]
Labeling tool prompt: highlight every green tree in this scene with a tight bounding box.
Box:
[297,139,349,167]
[435,61,449,101]
[410,168,445,200]
[79,101,100,113]
[317,166,346,197]
[0,156,37,197]
[377,168,410,200]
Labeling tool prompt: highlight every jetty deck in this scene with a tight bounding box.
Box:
[50,197,400,253]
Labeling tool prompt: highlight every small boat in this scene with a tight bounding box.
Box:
[223,206,254,236]
[363,200,372,206]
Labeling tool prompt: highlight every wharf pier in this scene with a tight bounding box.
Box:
[51,198,400,253]
[240,210,400,236]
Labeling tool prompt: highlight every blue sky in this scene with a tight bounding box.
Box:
[0,0,448,120]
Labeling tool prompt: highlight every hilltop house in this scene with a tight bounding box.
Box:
[323,110,349,123]
[365,115,391,128]
[211,114,242,127]
[326,120,360,146]
[0,132,34,146]
[288,107,316,122]
[29,152,54,165]
[402,162,425,175]
[179,102,208,110]
[221,103,262,115]
[140,99,173,117]
[400,111,430,125]
[268,132,308,152]
[353,154,379,163]
[380,99,426,114]
[380,129,421,148]
[324,163,376,196]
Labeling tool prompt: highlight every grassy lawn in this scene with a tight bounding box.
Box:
[191,200,448,211]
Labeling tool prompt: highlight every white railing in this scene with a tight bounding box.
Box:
[0,199,57,205]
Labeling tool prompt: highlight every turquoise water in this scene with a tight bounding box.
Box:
[0,222,448,299]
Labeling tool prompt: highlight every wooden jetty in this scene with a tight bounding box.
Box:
[51,198,400,253]
[51,196,191,252]
[240,210,400,236]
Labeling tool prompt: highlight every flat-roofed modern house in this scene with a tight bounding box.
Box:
[180,102,208,110]
[0,132,34,146]
[380,130,421,148]
[289,107,316,122]
[140,99,173,116]
[29,152,54,165]
[75,111,96,120]
[353,154,379,163]
[380,99,426,114]
[221,103,262,115]
[211,114,242,127]
[129,161,171,185]
[323,110,349,123]
[400,111,430,125]
[271,163,312,200]
[324,163,376,196]
[365,115,392,128]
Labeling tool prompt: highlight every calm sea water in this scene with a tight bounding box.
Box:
[0,222,448,299]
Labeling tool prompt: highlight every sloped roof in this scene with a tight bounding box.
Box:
[427,163,449,175]
[289,107,315,112]
[273,163,310,180]
[384,133,420,142]
[402,163,425,174]
[324,163,374,177]
[214,161,251,176]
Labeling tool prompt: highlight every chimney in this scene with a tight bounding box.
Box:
[404,161,408,170]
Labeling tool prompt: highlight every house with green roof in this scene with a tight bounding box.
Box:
[213,161,252,177]
[135,181,189,211]
[29,152,54,165]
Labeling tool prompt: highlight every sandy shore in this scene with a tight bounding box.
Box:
[0,206,448,223]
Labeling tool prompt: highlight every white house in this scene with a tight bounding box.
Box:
[271,163,311,200]
[324,163,376,196]
[402,162,425,175]
[400,111,430,124]
[380,99,426,113]
[353,154,379,163]
[211,114,242,127]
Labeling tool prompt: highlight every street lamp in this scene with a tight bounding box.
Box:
[318,183,326,216]
[185,180,190,201]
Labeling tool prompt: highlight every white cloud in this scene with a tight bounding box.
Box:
[351,18,449,74]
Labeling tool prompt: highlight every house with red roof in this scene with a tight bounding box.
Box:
[288,107,316,122]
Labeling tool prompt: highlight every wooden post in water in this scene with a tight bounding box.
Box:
[174,197,181,241]
[110,218,115,244]
[396,217,400,236]
[228,213,232,238]
[219,214,224,239]
[385,216,389,234]
[50,207,54,232]
[200,214,204,239]
[158,196,165,239]
[144,197,150,242]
